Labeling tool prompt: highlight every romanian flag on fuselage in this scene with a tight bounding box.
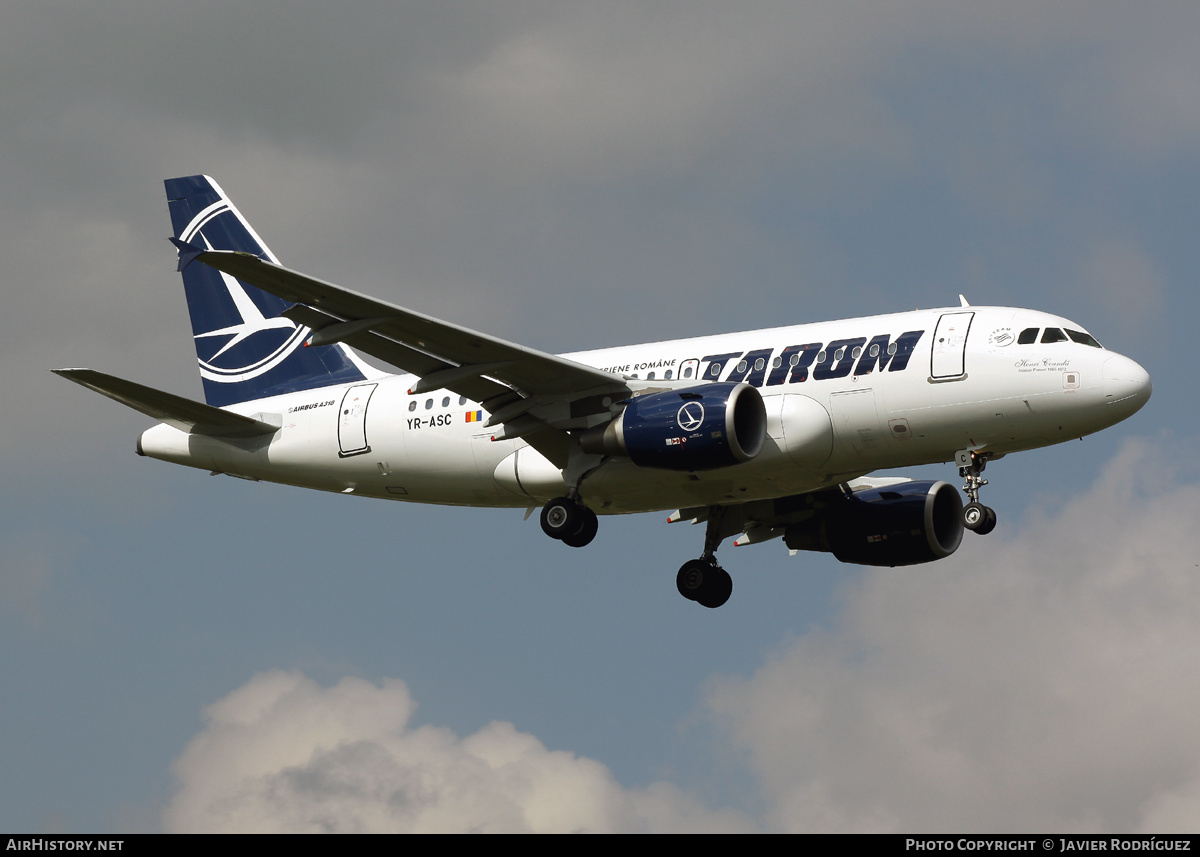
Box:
[465,410,483,423]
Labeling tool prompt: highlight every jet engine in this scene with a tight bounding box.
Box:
[580,382,767,471]
[784,480,964,566]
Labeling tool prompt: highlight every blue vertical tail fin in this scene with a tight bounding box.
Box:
[164,175,371,407]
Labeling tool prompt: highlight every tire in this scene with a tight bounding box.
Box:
[963,501,987,531]
[562,508,598,547]
[676,559,708,601]
[697,567,733,609]
[676,560,732,608]
[540,497,581,540]
[974,506,997,535]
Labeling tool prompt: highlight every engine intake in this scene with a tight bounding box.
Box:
[784,480,964,566]
[580,382,766,471]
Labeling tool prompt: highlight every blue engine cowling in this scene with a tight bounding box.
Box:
[784,480,964,566]
[579,382,767,471]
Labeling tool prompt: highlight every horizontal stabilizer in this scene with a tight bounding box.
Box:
[167,236,207,272]
[53,369,278,438]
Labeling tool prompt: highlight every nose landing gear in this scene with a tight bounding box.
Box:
[957,449,997,535]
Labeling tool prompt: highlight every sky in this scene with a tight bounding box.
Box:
[2,0,1198,833]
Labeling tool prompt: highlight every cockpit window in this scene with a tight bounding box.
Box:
[1066,329,1103,349]
[1017,328,1039,344]
[1041,328,1068,344]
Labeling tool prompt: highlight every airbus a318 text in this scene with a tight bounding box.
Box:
[56,176,1152,608]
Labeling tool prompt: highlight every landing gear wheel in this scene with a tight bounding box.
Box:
[561,507,598,547]
[700,567,733,609]
[540,497,581,540]
[676,559,733,609]
[963,501,997,534]
[676,559,707,601]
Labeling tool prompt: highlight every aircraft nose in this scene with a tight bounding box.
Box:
[1102,353,1152,415]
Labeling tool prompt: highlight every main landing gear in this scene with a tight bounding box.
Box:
[539,495,734,608]
[676,559,733,609]
[540,496,599,548]
[957,449,997,536]
[540,489,734,604]
[675,506,734,609]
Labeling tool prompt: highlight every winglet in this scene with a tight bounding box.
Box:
[959,294,971,307]
[169,236,206,272]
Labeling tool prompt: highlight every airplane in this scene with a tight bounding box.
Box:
[56,175,1152,609]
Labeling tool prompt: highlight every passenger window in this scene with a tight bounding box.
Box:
[647,372,655,380]
[1018,328,1039,345]
[425,399,433,410]
[442,396,450,407]
[1041,328,1068,344]
[665,370,673,380]
[683,367,693,378]
[408,400,417,412]
[459,396,467,405]
[754,358,765,372]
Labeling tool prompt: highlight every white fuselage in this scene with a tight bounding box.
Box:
[138,305,1151,515]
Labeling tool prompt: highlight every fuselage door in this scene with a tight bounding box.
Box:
[338,383,378,457]
[931,311,974,380]
[678,358,700,381]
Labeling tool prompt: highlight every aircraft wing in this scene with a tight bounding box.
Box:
[171,240,627,398]
[172,241,631,466]
[53,369,278,438]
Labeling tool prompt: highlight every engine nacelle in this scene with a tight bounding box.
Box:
[580,382,767,471]
[784,480,964,566]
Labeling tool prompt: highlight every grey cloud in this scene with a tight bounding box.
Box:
[706,436,1200,832]
[164,670,754,833]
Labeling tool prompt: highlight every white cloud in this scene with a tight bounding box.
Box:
[164,670,753,833]
[164,438,1200,833]
[706,436,1200,832]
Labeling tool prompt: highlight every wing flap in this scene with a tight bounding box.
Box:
[53,369,278,438]
[282,304,519,406]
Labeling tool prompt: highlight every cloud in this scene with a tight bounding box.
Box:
[164,669,753,833]
[706,436,1200,832]
[163,437,1200,833]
